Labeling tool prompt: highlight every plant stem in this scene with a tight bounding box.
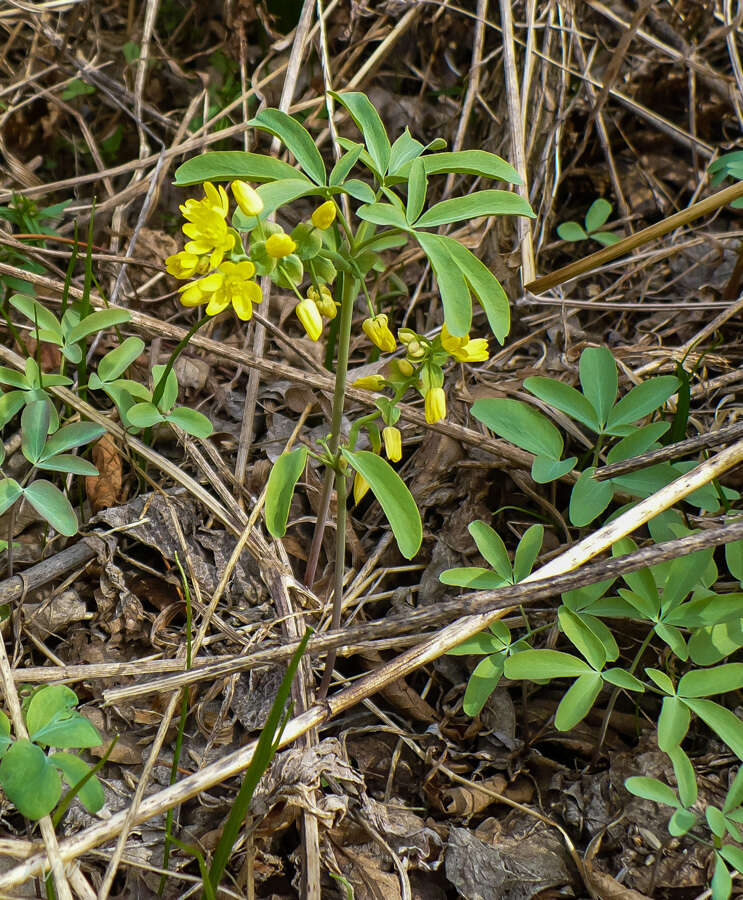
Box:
[316,273,358,699]
[151,312,210,409]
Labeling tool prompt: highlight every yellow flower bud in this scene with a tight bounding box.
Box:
[353,375,386,391]
[295,298,323,341]
[382,426,402,463]
[308,285,337,319]
[353,472,370,505]
[265,232,297,259]
[424,387,447,424]
[231,181,264,217]
[397,328,418,345]
[406,339,426,360]
[311,200,337,230]
[362,314,396,353]
[397,360,414,377]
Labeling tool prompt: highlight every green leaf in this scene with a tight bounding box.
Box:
[66,309,131,345]
[234,179,319,226]
[679,664,743,698]
[165,408,214,439]
[531,456,576,483]
[0,479,22,516]
[645,667,676,694]
[41,422,104,459]
[504,649,592,680]
[406,157,427,224]
[468,521,512,582]
[558,606,606,670]
[447,632,506,656]
[356,202,410,230]
[49,752,105,814]
[265,447,308,539]
[556,221,587,241]
[0,391,26,429]
[246,109,326,185]
[668,808,697,836]
[329,143,363,185]
[21,400,50,463]
[415,190,534,228]
[708,806,728,838]
[720,845,743,875]
[9,294,62,337]
[330,91,391,176]
[0,367,30,389]
[689,622,743,667]
[593,231,621,246]
[712,854,732,900]
[724,766,743,813]
[524,376,598,430]
[96,338,144,384]
[669,746,698,808]
[416,232,471,336]
[152,365,178,412]
[387,129,425,175]
[174,151,307,186]
[601,668,645,691]
[438,567,508,589]
[513,524,543,583]
[658,696,691,751]
[27,685,101,749]
[342,449,422,559]
[555,672,603,730]
[579,347,617,429]
[605,376,679,432]
[418,150,522,184]
[569,468,614,527]
[606,422,670,464]
[585,198,612,232]
[727,537,743,583]
[23,480,78,536]
[470,397,564,458]
[463,654,505,716]
[339,179,376,203]
[442,239,510,343]
[684,698,743,759]
[127,402,165,429]
[624,776,679,808]
[0,740,60,819]
[36,455,98,476]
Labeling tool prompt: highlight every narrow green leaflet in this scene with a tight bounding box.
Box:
[513,524,543,583]
[678,664,743,698]
[247,109,326,185]
[579,347,617,429]
[669,747,698,808]
[387,129,425,175]
[569,468,614,526]
[330,91,391,176]
[555,672,603,731]
[471,397,563,461]
[9,294,62,337]
[557,222,587,242]
[443,238,511,343]
[657,696,691,751]
[524,376,598,431]
[37,455,98,476]
[41,422,104,459]
[468,521,512,581]
[463,654,506,716]
[21,401,50,463]
[415,190,534,228]
[24,480,78,536]
[605,376,679,432]
[684,698,743,759]
[356,202,410,230]
[265,447,308,539]
[173,150,306,185]
[438,567,507,589]
[329,143,363,186]
[97,337,145,382]
[624,776,679,808]
[417,150,522,185]
[0,740,60,819]
[127,403,165,429]
[558,606,606,671]
[165,408,214,439]
[0,479,22,516]
[66,309,131,345]
[342,449,422,559]
[406,157,427,224]
[531,456,577,484]
[585,199,612,232]
[504,649,592,680]
[416,232,471,335]
[152,365,178,412]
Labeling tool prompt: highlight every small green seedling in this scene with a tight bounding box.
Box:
[709,151,743,208]
[557,198,621,246]
[0,685,104,820]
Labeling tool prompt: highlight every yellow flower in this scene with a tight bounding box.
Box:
[265,233,297,259]
[179,260,262,321]
[362,314,396,353]
[231,181,264,217]
[353,472,370,505]
[180,181,230,218]
[406,339,426,360]
[178,182,236,269]
[296,298,323,341]
[441,324,489,363]
[353,375,386,391]
[311,201,336,230]
[396,360,414,377]
[165,250,210,279]
[424,387,446,424]
[382,426,402,462]
[308,285,337,319]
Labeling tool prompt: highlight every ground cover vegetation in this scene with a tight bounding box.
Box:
[0,1,742,898]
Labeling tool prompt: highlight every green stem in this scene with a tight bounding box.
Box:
[152,312,210,410]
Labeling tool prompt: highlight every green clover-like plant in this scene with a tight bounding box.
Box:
[557,198,621,246]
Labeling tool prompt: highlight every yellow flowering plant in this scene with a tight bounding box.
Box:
[171,91,534,695]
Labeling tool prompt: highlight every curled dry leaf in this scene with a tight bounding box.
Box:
[85,434,122,513]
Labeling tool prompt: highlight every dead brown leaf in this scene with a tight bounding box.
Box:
[85,434,122,513]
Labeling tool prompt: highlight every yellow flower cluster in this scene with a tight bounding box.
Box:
[166,181,264,321]
[295,285,338,341]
